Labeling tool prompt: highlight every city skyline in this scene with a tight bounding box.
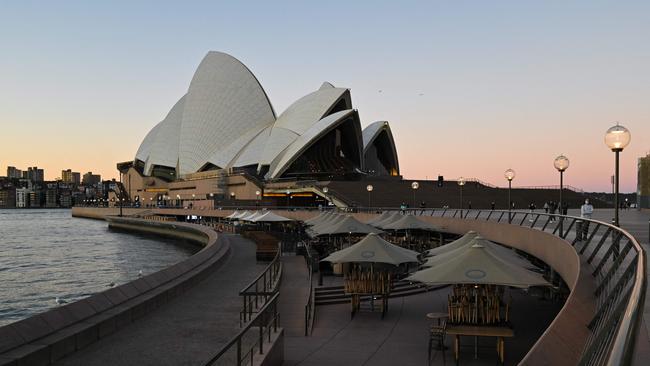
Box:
[1,1,648,191]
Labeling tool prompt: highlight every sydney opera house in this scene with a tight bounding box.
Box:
[116,51,400,205]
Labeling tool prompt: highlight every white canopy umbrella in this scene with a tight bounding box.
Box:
[233,210,253,220]
[407,243,549,288]
[314,216,383,236]
[375,211,404,229]
[381,215,441,231]
[309,214,345,234]
[304,211,332,226]
[321,233,419,265]
[225,210,242,219]
[423,236,538,270]
[366,211,393,226]
[424,231,478,257]
[241,210,264,221]
[251,211,293,222]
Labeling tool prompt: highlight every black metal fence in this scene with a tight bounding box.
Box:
[398,208,646,366]
[240,242,282,325]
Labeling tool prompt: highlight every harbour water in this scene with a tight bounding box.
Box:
[0,209,197,326]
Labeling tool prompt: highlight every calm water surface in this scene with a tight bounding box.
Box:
[0,209,197,326]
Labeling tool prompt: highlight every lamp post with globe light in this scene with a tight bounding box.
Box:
[411,181,419,209]
[554,155,569,234]
[366,184,373,210]
[605,123,631,227]
[504,169,515,223]
[458,177,466,214]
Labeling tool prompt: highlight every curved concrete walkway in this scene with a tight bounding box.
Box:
[53,234,265,366]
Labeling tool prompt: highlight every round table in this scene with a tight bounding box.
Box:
[426,312,448,326]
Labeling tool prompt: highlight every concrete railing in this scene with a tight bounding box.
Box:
[0,213,232,366]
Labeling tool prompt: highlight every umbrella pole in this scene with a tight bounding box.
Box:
[474,284,478,359]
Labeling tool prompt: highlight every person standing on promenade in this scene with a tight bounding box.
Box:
[543,202,549,213]
[580,199,594,240]
[549,202,557,222]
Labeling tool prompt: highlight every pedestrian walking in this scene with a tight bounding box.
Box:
[580,199,593,240]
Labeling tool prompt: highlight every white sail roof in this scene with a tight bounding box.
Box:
[178,52,276,174]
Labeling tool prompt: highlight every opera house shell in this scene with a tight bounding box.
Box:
[134,51,400,182]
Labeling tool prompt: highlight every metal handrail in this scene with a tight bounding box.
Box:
[303,241,316,336]
[203,292,281,366]
[240,242,283,325]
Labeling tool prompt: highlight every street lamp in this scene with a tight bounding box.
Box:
[411,181,419,209]
[230,191,235,200]
[457,177,466,211]
[366,184,373,209]
[286,190,291,207]
[554,155,569,233]
[504,169,515,223]
[605,123,631,227]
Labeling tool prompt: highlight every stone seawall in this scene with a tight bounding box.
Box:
[0,213,230,366]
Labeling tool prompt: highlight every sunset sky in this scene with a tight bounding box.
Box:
[1,1,648,192]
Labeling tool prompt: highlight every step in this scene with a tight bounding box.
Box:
[315,285,443,306]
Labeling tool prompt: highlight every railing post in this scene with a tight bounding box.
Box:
[259,319,264,354]
[237,337,242,365]
[242,295,247,324]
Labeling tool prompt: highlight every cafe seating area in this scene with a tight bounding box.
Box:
[447,284,511,325]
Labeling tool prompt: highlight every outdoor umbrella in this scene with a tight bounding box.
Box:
[423,236,538,271]
[241,211,263,221]
[407,243,549,288]
[251,211,293,222]
[374,211,404,229]
[233,210,252,220]
[314,215,383,236]
[366,211,393,226]
[308,214,346,236]
[423,231,478,257]
[381,215,441,231]
[304,211,332,226]
[321,233,419,265]
[225,210,241,219]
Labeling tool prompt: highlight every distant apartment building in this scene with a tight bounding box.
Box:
[59,191,72,208]
[29,191,42,208]
[45,189,58,208]
[62,169,73,183]
[25,167,44,182]
[15,188,31,208]
[61,169,81,185]
[82,172,101,186]
[638,154,650,209]
[6,166,22,179]
[0,188,16,208]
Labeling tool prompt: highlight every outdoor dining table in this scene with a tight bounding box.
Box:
[445,324,514,364]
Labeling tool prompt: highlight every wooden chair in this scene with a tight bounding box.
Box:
[428,319,447,365]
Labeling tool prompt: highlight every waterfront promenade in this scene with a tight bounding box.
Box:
[52,234,265,366]
[16,206,644,366]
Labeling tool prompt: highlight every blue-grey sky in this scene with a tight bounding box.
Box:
[1,0,648,192]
